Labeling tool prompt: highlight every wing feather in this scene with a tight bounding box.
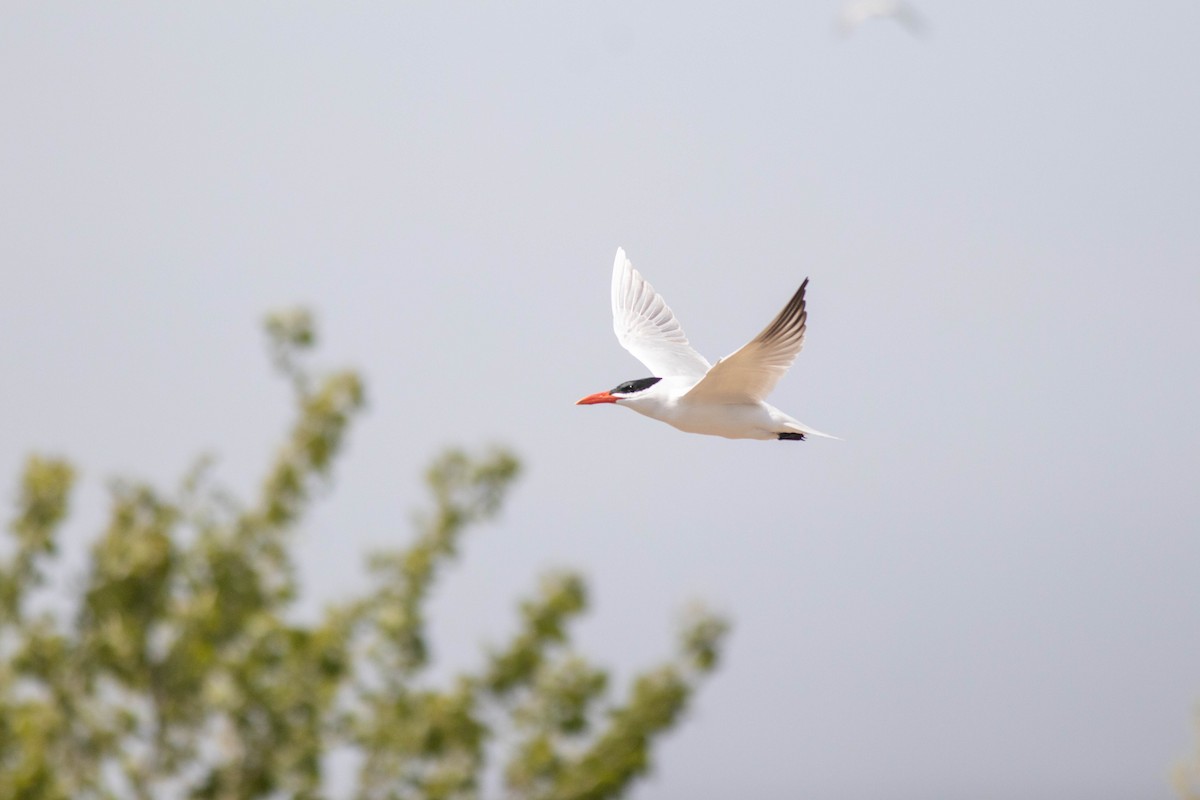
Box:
[682,279,809,404]
[610,248,711,378]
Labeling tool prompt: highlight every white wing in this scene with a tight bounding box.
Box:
[611,248,711,379]
[683,279,808,404]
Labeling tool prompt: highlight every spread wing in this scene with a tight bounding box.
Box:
[611,248,711,379]
[683,279,808,404]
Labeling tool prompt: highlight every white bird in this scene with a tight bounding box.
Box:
[836,0,926,36]
[577,248,834,442]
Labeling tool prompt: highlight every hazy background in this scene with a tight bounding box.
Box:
[3,2,1199,798]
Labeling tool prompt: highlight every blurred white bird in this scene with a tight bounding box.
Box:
[577,248,834,442]
[836,0,926,36]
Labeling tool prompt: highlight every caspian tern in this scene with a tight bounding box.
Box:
[577,248,834,442]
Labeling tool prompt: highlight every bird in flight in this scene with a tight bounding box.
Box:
[577,248,834,441]
[836,0,926,37]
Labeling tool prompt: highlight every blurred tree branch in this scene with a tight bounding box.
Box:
[0,309,728,800]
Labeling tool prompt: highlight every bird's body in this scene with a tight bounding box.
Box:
[617,377,816,440]
[577,248,833,442]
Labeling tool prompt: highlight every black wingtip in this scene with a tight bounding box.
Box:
[777,432,807,441]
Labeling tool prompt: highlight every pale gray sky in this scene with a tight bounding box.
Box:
[3,3,1200,798]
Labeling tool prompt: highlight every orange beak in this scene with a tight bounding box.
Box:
[576,391,619,405]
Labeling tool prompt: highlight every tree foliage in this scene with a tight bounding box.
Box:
[1175,713,1200,800]
[0,310,728,800]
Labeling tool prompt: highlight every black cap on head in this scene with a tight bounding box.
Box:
[610,377,662,395]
